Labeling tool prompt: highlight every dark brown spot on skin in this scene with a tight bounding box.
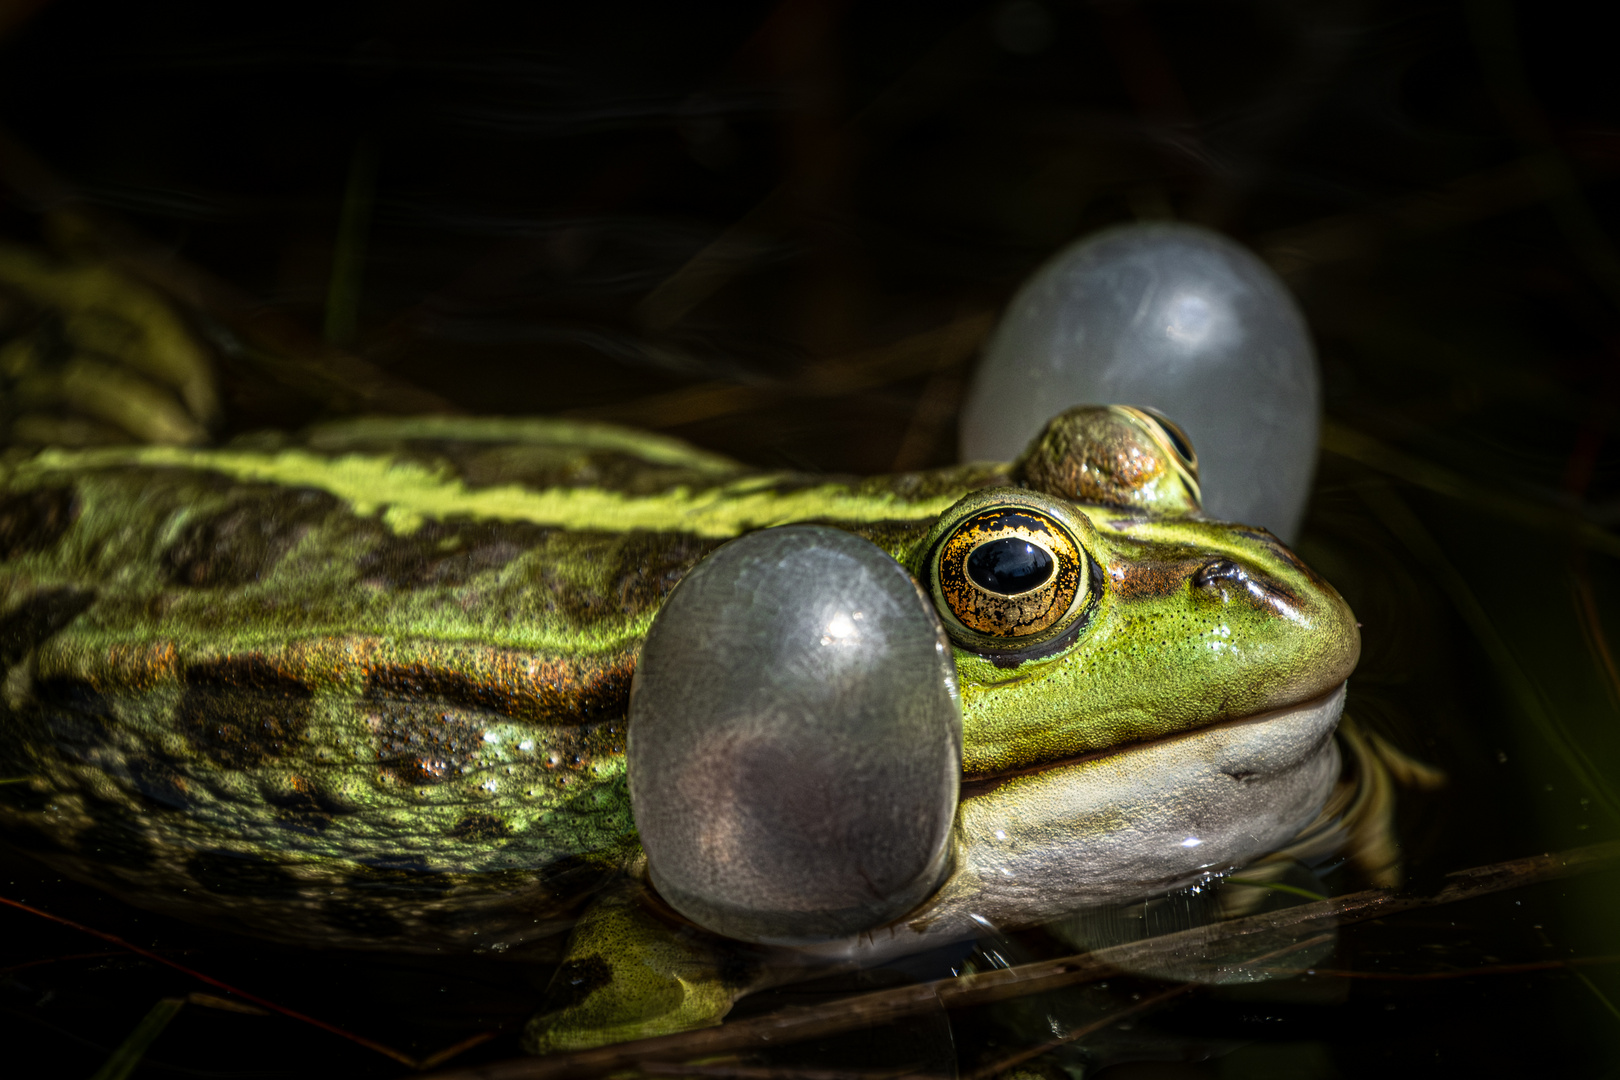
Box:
[449,812,512,841]
[0,486,78,560]
[1112,556,1206,600]
[804,518,929,558]
[268,783,351,834]
[163,486,337,587]
[125,754,191,810]
[610,532,720,615]
[185,655,310,693]
[367,652,633,725]
[371,697,489,785]
[177,657,313,769]
[359,519,552,589]
[0,587,94,668]
[853,462,1013,503]
[544,531,720,627]
[540,954,614,1013]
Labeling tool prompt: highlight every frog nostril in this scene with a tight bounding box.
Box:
[1193,559,1247,589]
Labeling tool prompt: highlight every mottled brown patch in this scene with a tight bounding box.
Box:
[0,587,94,668]
[366,647,634,725]
[371,696,490,785]
[125,754,191,810]
[177,656,314,769]
[163,486,337,587]
[268,778,350,834]
[359,519,552,589]
[1111,557,1205,600]
[604,531,719,617]
[1013,406,1198,512]
[449,812,512,841]
[30,641,179,701]
[540,531,719,627]
[0,486,79,559]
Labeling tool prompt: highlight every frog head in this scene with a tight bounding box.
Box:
[891,405,1359,945]
[927,404,1357,776]
[631,404,1358,952]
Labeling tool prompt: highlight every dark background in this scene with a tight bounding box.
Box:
[3,1,1620,1076]
[0,0,1614,486]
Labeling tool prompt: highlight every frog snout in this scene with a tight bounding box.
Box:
[1191,558,1247,589]
[1188,544,1362,703]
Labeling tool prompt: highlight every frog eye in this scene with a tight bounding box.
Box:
[929,501,1090,651]
[1137,407,1199,478]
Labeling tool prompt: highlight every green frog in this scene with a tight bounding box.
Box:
[0,402,1360,1053]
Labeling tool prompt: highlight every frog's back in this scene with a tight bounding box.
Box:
[0,417,998,951]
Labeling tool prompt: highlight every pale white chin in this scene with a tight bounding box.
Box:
[798,681,1346,962]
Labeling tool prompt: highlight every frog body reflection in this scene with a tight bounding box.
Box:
[0,404,1359,1052]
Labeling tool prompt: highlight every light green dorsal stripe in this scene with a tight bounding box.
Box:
[302,415,745,472]
[22,446,961,537]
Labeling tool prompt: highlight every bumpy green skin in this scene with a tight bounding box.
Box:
[0,417,997,951]
[523,877,761,1055]
[0,409,1358,1051]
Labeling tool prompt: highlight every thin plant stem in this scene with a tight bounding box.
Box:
[1572,970,1620,1026]
[1,893,423,1067]
[424,841,1620,1080]
[89,997,186,1080]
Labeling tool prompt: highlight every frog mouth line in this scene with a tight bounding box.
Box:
[959,681,1349,801]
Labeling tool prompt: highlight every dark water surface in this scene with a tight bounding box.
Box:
[3,1,1620,1076]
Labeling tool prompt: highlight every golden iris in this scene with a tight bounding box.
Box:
[934,507,1083,641]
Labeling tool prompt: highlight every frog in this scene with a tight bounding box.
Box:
[0,397,1361,1054]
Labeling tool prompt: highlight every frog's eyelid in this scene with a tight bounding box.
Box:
[1136,406,1199,470]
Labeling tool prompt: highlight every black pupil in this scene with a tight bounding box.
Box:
[966,537,1054,595]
